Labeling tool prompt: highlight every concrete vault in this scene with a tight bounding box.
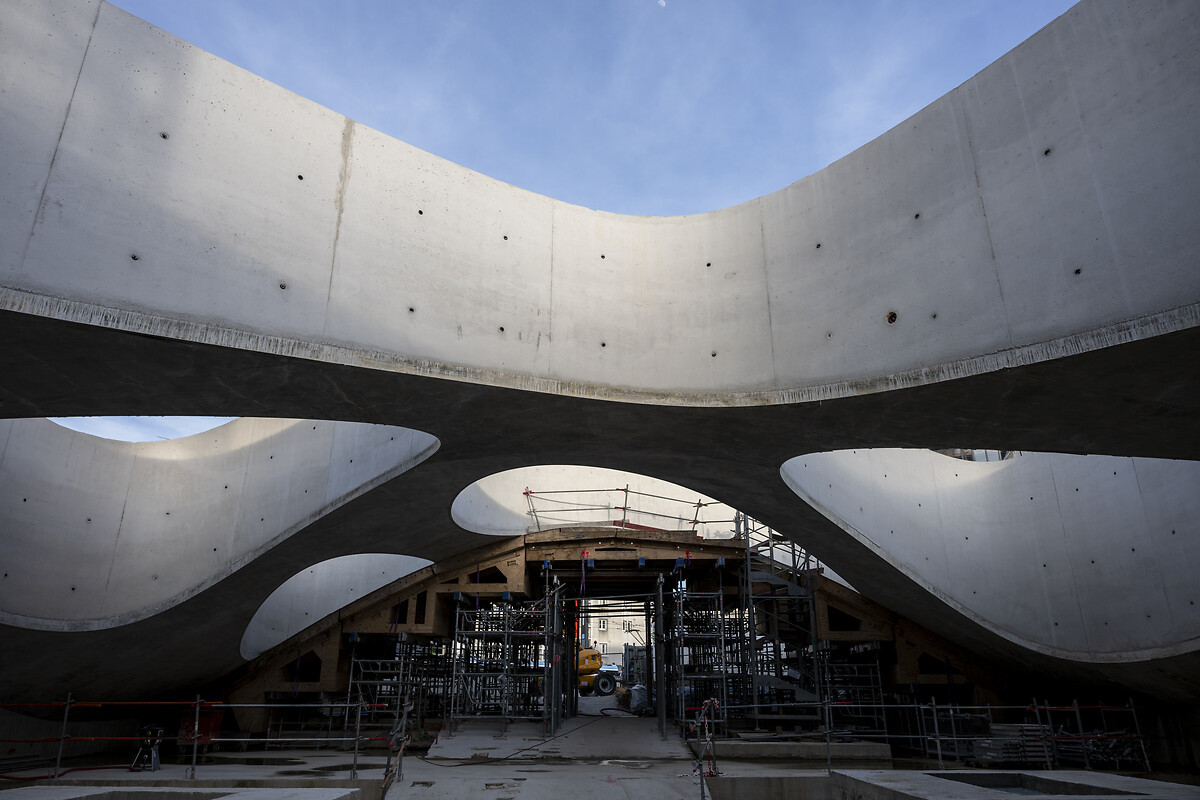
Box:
[1,0,1199,712]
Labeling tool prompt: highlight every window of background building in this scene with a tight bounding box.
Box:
[597,618,607,631]
[600,643,607,654]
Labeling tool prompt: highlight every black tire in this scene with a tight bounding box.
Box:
[593,673,616,696]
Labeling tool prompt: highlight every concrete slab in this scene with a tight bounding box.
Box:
[429,715,689,761]
[689,738,891,762]
[5,750,1196,800]
[831,769,1200,800]
[0,750,391,794]
[396,759,706,800]
[0,786,363,800]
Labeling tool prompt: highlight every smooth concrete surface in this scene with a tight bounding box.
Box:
[3,3,1199,403]
[238,554,432,659]
[451,464,739,537]
[0,418,438,632]
[826,770,1200,800]
[1,0,1199,705]
[417,715,704,800]
[430,716,689,762]
[783,450,1200,663]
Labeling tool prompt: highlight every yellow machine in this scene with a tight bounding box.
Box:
[576,646,616,696]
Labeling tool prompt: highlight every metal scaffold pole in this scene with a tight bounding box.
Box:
[53,693,71,779]
[656,573,667,739]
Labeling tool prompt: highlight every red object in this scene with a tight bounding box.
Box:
[176,708,224,745]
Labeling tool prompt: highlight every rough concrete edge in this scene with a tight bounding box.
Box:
[3,289,1198,409]
[47,778,379,800]
[689,740,892,759]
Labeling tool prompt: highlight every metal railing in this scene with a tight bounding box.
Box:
[703,697,1151,773]
[2,694,1152,781]
[522,484,738,536]
[0,697,390,782]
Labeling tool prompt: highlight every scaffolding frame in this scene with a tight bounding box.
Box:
[447,603,555,735]
[347,635,452,735]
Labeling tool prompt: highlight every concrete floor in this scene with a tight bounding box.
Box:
[1,705,1196,800]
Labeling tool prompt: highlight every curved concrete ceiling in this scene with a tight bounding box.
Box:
[0,0,1198,702]
[451,464,739,538]
[240,553,433,660]
[0,417,438,631]
[782,450,1200,663]
[2,1,1197,407]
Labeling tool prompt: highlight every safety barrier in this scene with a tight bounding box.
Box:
[696,697,1151,773]
[1,695,1152,782]
[0,696,396,782]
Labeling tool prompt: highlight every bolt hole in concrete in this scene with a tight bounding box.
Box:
[159,131,169,139]
[1075,268,1082,275]
[1045,147,1053,156]
[279,283,286,290]
[930,772,1142,795]
[296,174,303,180]
[130,254,139,261]
[887,311,898,324]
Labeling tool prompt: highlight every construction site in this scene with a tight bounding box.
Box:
[3,0,1200,797]
[3,477,1185,798]
[217,484,1156,768]
[3,484,1166,787]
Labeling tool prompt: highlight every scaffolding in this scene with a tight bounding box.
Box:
[670,589,740,732]
[818,654,887,734]
[733,513,824,730]
[447,603,553,734]
[347,636,452,734]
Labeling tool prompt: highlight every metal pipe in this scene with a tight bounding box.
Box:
[351,701,362,779]
[740,513,761,733]
[948,702,957,762]
[644,596,655,710]
[655,574,667,739]
[805,552,820,709]
[551,587,563,734]
[931,699,944,769]
[53,693,71,779]
[1031,697,1052,770]
[1073,698,1090,770]
[825,697,833,774]
[189,695,200,780]
[1130,697,1152,773]
[344,639,357,727]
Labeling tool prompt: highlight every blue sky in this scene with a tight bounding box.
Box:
[54,0,1076,441]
